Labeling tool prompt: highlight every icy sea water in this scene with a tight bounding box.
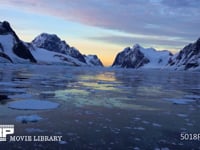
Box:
[0,64,200,150]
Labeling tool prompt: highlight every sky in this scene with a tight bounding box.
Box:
[0,0,199,66]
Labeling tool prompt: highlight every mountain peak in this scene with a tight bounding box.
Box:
[32,32,87,63]
[0,21,13,35]
[133,43,141,49]
[196,37,200,45]
[112,44,172,69]
[36,33,61,41]
[0,20,37,63]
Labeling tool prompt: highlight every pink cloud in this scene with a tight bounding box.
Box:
[2,0,200,41]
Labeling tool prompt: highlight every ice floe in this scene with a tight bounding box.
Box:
[59,140,68,144]
[184,95,200,99]
[134,127,145,130]
[164,98,195,104]
[8,99,59,110]
[9,93,33,99]
[176,114,188,118]
[25,128,45,133]
[152,123,162,127]
[16,114,43,123]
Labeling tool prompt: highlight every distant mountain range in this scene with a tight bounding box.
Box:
[0,21,199,70]
[112,39,200,71]
[0,21,103,66]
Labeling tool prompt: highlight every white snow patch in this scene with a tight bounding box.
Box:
[0,34,29,63]
[140,47,171,69]
[8,99,59,110]
[31,47,86,66]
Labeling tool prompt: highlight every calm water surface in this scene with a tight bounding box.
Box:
[0,64,200,150]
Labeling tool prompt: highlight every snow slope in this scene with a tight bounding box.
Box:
[84,55,104,66]
[0,34,30,63]
[30,45,87,66]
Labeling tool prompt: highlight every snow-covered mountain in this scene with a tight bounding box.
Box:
[84,55,103,66]
[0,21,103,66]
[32,33,86,63]
[112,44,172,69]
[0,21,37,63]
[167,38,200,70]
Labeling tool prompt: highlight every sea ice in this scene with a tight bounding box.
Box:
[184,95,200,99]
[176,114,188,118]
[25,128,45,133]
[9,93,33,99]
[152,123,162,127]
[8,99,59,110]
[16,114,43,123]
[134,127,145,130]
[59,140,67,144]
[164,98,195,104]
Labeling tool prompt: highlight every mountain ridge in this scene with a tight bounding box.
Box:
[0,21,103,66]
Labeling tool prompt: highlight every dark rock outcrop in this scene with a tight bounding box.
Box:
[0,21,37,63]
[0,52,13,63]
[168,38,200,70]
[112,44,172,69]
[112,44,150,68]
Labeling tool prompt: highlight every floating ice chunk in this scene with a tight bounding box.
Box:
[25,128,45,133]
[155,147,170,150]
[0,82,19,86]
[176,114,188,118]
[133,117,141,121]
[186,123,193,126]
[184,95,200,99]
[88,121,93,125]
[134,127,145,130]
[180,128,187,131]
[124,126,132,129]
[142,121,150,124]
[16,115,42,123]
[161,148,170,150]
[134,138,141,141]
[152,123,162,127]
[1,88,25,93]
[59,140,67,144]
[9,93,32,99]
[164,98,195,104]
[8,100,59,110]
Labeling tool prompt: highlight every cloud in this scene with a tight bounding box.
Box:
[89,35,190,51]
[2,0,200,45]
[161,0,200,8]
